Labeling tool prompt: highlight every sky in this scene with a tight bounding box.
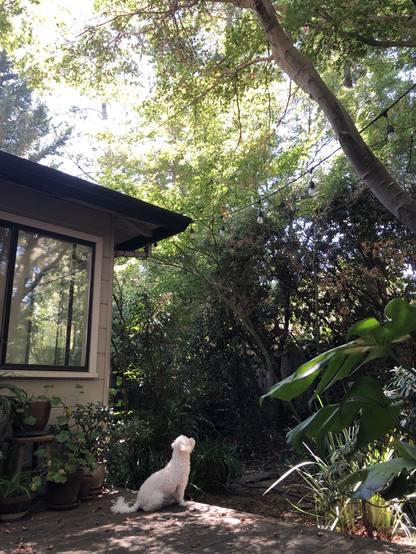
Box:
[16,0,125,178]
[24,0,155,181]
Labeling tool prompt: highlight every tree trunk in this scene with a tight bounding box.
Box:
[245,0,416,233]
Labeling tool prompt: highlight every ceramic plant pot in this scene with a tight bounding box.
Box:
[47,469,84,510]
[12,400,52,436]
[0,493,35,521]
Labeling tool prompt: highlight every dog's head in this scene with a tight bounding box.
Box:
[172,435,196,453]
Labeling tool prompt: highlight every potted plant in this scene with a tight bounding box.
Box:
[0,373,42,520]
[43,427,97,509]
[0,372,26,436]
[189,439,241,494]
[11,385,63,437]
[70,402,112,494]
[0,471,41,521]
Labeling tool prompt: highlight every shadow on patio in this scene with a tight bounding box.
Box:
[1,489,414,554]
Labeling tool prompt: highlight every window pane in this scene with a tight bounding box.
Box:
[6,230,93,367]
[0,225,12,336]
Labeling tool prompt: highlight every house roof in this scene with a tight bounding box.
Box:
[0,150,192,255]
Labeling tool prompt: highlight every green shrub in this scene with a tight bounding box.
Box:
[106,416,165,489]
[188,439,241,495]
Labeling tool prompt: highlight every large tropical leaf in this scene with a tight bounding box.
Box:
[287,400,360,456]
[287,377,401,456]
[348,299,416,345]
[287,404,341,454]
[339,458,416,499]
[261,299,416,404]
[393,440,416,461]
[260,350,338,403]
[340,377,402,451]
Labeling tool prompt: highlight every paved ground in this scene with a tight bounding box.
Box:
[0,490,415,554]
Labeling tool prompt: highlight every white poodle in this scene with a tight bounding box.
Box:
[111,435,195,513]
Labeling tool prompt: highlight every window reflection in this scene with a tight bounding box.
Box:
[2,227,93,368]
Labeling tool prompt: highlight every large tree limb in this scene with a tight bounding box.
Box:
[245,0,416,234]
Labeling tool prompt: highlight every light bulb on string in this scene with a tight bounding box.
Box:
[220,216,225,236]
[256,201,264,224]
[308,180,317,196]
[190,227,195,240]
[308,169,317,197]
[387,123,398,142]
[382,110,399,143]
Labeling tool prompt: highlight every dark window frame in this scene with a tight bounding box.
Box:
[0,219,95,372]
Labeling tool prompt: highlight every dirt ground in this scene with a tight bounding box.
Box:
[198,462,312,523]
[198,461,416,548]
[198,430,314,523]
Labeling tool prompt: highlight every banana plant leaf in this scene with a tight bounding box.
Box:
[392,440,416,460]
[287,377,401,456]
[261,299,416,404]
[340,377,402,451]
[338,458,416,499]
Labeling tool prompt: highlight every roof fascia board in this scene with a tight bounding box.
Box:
[0,151,192,233]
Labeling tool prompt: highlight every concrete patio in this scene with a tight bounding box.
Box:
[0,489,414,554]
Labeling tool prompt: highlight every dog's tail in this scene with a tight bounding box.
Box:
[110,495,141,514]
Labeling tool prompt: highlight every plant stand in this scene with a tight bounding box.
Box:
[4,435,54,481]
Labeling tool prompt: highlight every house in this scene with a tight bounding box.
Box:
[0,150,191,417]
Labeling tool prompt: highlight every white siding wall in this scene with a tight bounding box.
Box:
[0,180,115,419]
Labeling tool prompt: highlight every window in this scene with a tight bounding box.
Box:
[0,221,95,371]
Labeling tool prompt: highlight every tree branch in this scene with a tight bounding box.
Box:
[249,0,416,234]
[305,23,416,48]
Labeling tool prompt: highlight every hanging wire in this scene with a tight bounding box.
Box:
[359,83,416,134]
[188,82,415,229]
[190,145,340,225]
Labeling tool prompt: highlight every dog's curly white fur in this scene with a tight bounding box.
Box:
[111,435,195,513]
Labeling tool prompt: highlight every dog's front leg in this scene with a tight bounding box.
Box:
[174,484,188,507]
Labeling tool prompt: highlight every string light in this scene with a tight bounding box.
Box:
[381,110,399,142]
[308,180,317,196]
[186,82,415,236]
[387,123,398,143]
[308,169,317,197]
[220,216,225,236]
[257,201,264,224]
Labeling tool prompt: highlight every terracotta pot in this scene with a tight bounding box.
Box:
[12,400,51,436]
[47,469,84,509]
[89,462,106,494]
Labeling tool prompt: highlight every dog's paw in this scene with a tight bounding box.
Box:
[178,500,188,507]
